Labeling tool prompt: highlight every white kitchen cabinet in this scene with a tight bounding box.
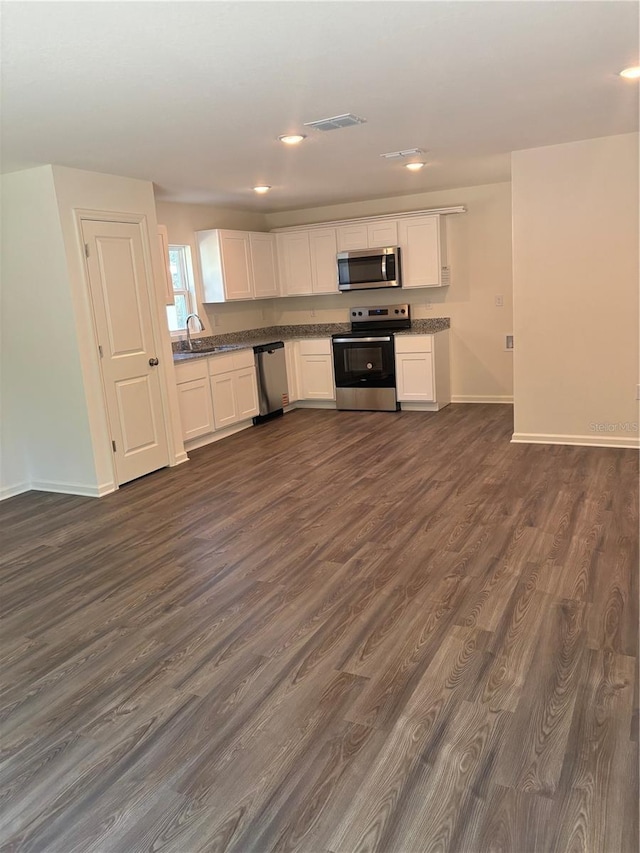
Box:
[297,338,335,400]
[174,359,215,441]
[395,332,450,410]
[336,219,398,251]
[276,229,339,296]
[276,231,313,295]
[197,229,280,302]
[197,229,252,302]
[157,225,175,305]
[249,232,280,299]
[284,341,299,404]
[397,215,450,288]
[209,348,259,428]
[309,228,339,294]
[367,219,398,248]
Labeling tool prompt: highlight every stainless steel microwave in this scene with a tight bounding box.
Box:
[337,246,401,292]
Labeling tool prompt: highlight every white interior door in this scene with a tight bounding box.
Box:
[82,218,169,486]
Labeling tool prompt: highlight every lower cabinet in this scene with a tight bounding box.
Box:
[284,341,299,404]
[209,350,259,429]
[297,338,335,400]
[210,367,259,429]
[174,360,215,441]
[175,349,259,445]
[395,331,451,410]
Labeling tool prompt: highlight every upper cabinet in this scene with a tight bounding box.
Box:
[276,227,338,296]
[336,219,398,251]
[196,229,279,302]
[397,214,450,288]
[195,210,455,303]
[249,232,279,299]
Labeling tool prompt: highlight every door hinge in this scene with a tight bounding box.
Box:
[84,243,90,258]
[98,345,103,358]
[112,440,116,452]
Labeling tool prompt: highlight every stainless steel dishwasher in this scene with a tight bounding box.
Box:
[253,341,288,424]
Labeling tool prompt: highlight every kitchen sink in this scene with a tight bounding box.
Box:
[177,344,244,356]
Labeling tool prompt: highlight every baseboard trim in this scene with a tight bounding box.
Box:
[0,482,31,501]
[511,432,640,450]
[30,479,112,498]
[451,395,514,404]
[400,402,445,412]
[183,421,253,453]
[171,451,189,466]
[293,400,337,409]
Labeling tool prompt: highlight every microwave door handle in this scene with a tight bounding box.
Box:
[381,254,387,280]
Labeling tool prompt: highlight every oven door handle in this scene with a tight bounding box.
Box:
[333,336,393,343]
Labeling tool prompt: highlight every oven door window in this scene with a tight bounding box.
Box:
[333,341,395,387]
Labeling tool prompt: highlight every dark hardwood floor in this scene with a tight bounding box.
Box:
[1,404,637,853]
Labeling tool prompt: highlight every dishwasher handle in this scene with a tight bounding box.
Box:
[253,341,285,354]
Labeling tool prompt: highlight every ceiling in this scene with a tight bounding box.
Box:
[2,1,638,213]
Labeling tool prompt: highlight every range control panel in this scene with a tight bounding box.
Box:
[351,304,410,323]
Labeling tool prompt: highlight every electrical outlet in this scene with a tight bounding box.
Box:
[505,334,514,351]
[425,301,433,311]
[495,295,504,307]
[636,384,640,401]
[213,315,220,327]
[310,307,316,319]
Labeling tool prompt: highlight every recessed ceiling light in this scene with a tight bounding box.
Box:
[405,162,426,171]
[619,66,640,79]
[253,185,271,194]
[278,134,306,145]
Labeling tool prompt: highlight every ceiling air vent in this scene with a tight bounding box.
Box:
[304,114,367,132]
[380,148,424,160]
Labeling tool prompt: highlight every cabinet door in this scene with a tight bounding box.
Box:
[298,355,335,400]
[234,368,259,420]
[219,231,253,300]
[176,377,215,440]
[309,228,339,294]
[336,224,368,252]
[284,341,299,403]
[157,225,175,305]
[367,219,398,248]
[398,216,444,288]
[210,373,238,428]
[250,233,279,299]
[276,232,313,295]
[396,352,435,401]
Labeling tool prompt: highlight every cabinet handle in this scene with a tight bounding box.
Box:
[149,357,159,366]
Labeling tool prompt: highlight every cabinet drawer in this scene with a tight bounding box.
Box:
[298,338,331,356]
[394,334,433,354]
[231,347,255,370]
[208,347,255,376]
[208,352,236,376]
[174,358,209,383]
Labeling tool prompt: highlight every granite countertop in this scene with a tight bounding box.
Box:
[172,319,450,362]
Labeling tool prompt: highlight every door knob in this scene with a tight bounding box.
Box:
[149,357,159,366]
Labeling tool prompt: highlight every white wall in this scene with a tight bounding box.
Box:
[155,201,273,335]
[0,165,188,500]
[511,133,639,447]
[0,167,97,497]
[266,183,514,403]
[51,166,187,490]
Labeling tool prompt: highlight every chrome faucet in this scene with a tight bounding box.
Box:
[185,313,205,351]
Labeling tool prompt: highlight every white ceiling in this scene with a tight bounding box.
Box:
[1,1,638,212]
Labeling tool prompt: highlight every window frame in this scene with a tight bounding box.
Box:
[165,243,207,339]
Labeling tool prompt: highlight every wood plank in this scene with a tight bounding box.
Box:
[0,405,636,852]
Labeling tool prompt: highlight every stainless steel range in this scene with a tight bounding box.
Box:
[332,304,411,411]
